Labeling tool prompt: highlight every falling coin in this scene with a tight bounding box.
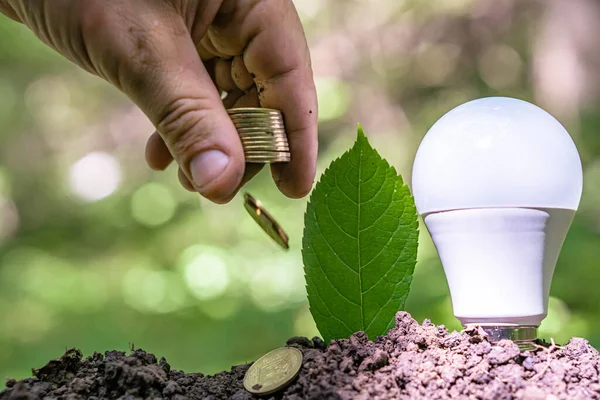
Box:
[243,347,303,395]
[243,192,289,249]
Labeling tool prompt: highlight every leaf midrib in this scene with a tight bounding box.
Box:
[358,139,364,330]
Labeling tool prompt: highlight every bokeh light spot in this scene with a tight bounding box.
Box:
[249,256,306,312]
[199,297,240,320]
[3,300,55,343]
[478,45,522,90]
[69,152,121,201]
[122,267,188,314]
[131,183,177,227]
[315,77,351,121]
[415,44,460,86]
[180,246,231,300]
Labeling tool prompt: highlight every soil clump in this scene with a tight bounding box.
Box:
[2,312,600,399]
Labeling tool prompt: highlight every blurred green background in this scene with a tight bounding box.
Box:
[1,0,599,386]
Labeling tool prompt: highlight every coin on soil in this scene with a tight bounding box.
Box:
[243,347,303,395]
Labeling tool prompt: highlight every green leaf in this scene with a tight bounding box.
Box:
[302,124,419,343]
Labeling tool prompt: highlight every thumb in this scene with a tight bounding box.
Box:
[106,11,244,203]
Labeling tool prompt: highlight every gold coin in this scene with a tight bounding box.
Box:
[234,124,286,131]
[227,106,281,112]
[240,135,288,141]
[242,144,289,149]
[230,113,281,119]
[246,156,291,163]
[228,107,281,115]
[240,137,289,143]
[241,138,288,143]
[243,142,289,147]
[239,131,286,136]
[233,116,281,122]
[244,145,290,151]
[245,153,290,158]
[244,151,290,157]
[242,143,289,148]
[245,156,290,161]
[243,145,289,150]
[231,114,283,119]
[232,119,283,126]
[243,347,302,395]
[243,193,290,250]
[234,123,285,130]
[243,145,289,151]
[238,130,287,135]
[237,130,287,136]
[237,129,286,135]
[229,114,283,122]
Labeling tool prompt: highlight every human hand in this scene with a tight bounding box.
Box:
[0,0,318,203]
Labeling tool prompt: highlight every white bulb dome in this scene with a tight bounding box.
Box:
[412,97,583,215]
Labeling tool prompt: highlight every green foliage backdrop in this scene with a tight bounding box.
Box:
[1,0,599,385]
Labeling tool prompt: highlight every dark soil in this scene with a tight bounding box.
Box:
[3,312,600,399]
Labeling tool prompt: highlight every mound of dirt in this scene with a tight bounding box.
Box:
[2,312,600,399]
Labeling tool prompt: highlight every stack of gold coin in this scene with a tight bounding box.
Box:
[227,108,291,163]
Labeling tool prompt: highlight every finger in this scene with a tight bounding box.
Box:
[239,163,263,187]
[145,131,174,170]
[233,87,260,108]
[211,0,318,198]
[226,163,264,200]
[231,55,254,91]
[223,88,244,109]
[85,5,245,203]
[204,58,217,84]
[215,58,236,91]
[178,167,195,192]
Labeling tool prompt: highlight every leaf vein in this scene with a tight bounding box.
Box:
[308,235,360,306]
[310,275,355,333]
[365,291,399,332]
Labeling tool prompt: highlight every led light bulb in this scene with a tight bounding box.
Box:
[412,97,583,348]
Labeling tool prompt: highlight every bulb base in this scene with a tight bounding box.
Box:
[468,325,538,350]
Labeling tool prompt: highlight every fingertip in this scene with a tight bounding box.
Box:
[272,163,315,199]
[240,163,264,187]
[178,167,195,192]
[145,131,174,170]
[215,58,236,91]
[188,146,246,203]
